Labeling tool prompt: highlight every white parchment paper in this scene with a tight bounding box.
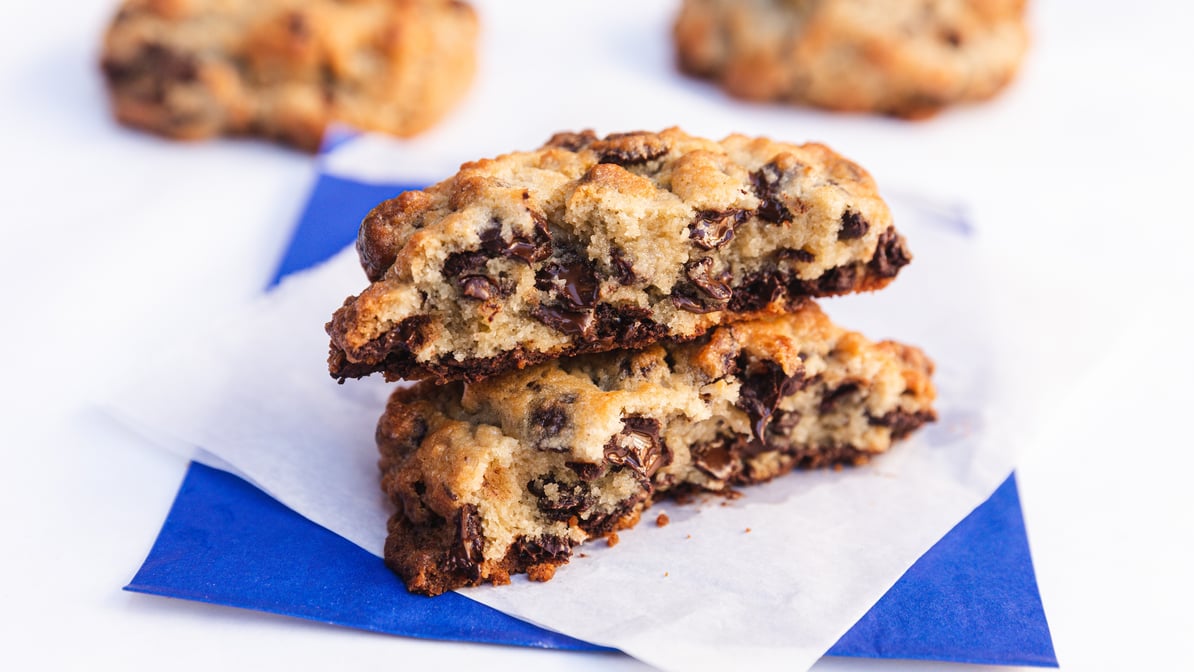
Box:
[105,190,1025,671]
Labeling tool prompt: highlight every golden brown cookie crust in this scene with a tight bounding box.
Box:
[378,303,937,595]
[328,128,912,383]
[101,0,478,150]
[675,0,1029,118]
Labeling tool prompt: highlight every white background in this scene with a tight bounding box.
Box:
[2,1,1192,670]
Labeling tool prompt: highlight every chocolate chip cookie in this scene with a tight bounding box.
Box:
[101,0,478,151]
[675,0,1029,118]
[328,128,911,383]
[378,302,936,595]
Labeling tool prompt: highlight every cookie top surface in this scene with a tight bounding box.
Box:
[328,127,911,383]
[379,303,936,594]
[675,0,1029,118]
[101,0,478,150]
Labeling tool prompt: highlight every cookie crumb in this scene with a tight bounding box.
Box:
[664,571,669,577]
[607,532,620,547]
[656,513,670,527]
[745,527,752,533]
[685,534,692,540]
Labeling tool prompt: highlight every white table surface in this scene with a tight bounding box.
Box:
[2,1,1192,669]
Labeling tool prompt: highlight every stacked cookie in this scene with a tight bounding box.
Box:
[326,128,937,596]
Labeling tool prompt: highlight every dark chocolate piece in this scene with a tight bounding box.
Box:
[736,359,807,442]
[750,163,794,224]
[690,209,747,249]
[867,226,911,278]
[446,505,484,580]
[837,210,869,240]
[480,217,552,264]
[604,417,670,485]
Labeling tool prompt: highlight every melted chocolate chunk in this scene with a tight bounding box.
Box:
[479,217,552,264]
[515,536,573,565]
[544,130,597,152]
[727,272,784,312]
[528,477,594,521]
[838,210,870,240]
[566,461,606,481]
[670,290,722,314]
[447,505,484,580]
[460,275,499,301]
[692,437,743,481]
[603,416,670,485]
[442,250,488,278]
[610,246,639,284]
[591,304,666,343]
[689,209,748,249]
[685,257,733,302]
[867,226,911,278]
[736,358,808,443]
[536,257,599,309]
[750,163,794,224]
[813,265,859,294]
[532,304,596,338]
[869,409,936,439]
[820,383,860,413]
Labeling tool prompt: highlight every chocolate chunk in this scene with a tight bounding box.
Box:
[603,416,670,485]
[480,217,552,264]
[515,535,573,565]
[579,493,647,536]
[536,257,599,309]
[942,29,962,47]
[593,132,669,166]
[867,226,911,278]
[685,257,733,302]
[528,397,575,450]
[777,248,815,263]
[750,163,794,224]
[869,409,936,439]
[591,304,667,344]
[838,210,869,240]
[692,437,741,481]
[528,477,594,521]
[727,271,784,312]
[736,358,807,443]
[566,461,606,481]
[447,505,484,580]
[671,291,723,314]
[544,130,597,152]
[814,265,858,294]
[610,246,639,284]
[460,275,499,301]
[442,250,488,278]
[532,304,597,338]
[689,209,747,249]
[820,383,860,413]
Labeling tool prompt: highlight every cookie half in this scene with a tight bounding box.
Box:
[328,128,911,383]
[377,302,936,595]
[675,0,1029,118]
[101,0,478,150]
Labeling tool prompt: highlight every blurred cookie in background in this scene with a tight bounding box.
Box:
[101,0,478,151]
[675,0,1028,119]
